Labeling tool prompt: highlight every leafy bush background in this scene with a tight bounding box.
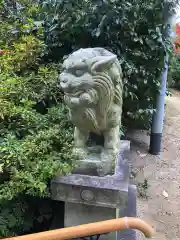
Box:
[169,53,180,89]
[0,0,74,236]
[42,0,177,128]
[0,0,178,237]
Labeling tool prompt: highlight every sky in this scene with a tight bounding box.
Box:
[170,5,180,39]
[175,5,180,22]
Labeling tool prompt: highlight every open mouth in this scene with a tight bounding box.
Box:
[61,83,85,96]
[66,89,84,97]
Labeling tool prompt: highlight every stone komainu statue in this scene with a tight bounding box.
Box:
[60,48,123,170]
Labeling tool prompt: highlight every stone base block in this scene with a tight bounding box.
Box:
[65,203,119,240]
[72,140,130,176]
[118,185,137,240]
[64,185,137,240]
[51,172,129,208]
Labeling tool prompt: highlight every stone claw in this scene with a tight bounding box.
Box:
[73,147,87,159]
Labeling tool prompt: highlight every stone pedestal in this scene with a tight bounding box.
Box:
[118,185,137,240]
[51,141,137,240]
[65,204,119,240]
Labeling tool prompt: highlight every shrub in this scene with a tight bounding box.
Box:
[169,53,180,89]
[0,0,74,236]
[41,0,178,128]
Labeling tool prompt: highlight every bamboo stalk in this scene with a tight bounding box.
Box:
[2,217,154,240]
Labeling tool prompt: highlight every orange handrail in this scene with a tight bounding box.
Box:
[2,217,154,240]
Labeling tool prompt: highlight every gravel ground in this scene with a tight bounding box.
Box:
[126,89,180,239]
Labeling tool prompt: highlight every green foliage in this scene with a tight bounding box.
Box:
[42,0,177,128]
[169,53,180,89]
[0,0,74,236]
[0,196,53,236]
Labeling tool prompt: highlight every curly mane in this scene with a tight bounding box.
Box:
[84,60,123,133]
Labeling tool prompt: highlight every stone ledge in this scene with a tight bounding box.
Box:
[52,166,129,190]
[51,180,128,208]
[51,163,129,208]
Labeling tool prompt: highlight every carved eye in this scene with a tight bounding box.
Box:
[75,69,84,77]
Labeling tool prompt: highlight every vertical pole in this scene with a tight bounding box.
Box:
[149,0,176,155]
[149,55,169,155]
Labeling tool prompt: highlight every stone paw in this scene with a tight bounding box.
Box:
[98,149,117,176]
[101,148,117,161]
[73,147,87,159]
[97,161,113,177]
